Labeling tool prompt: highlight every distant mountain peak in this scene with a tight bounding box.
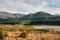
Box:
[0,11,25,18]
[21,11,52,20]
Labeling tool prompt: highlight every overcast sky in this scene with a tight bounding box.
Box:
[0,0,60,15]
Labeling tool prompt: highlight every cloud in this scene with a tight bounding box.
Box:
[46,0,60,8]
[0,0,60,14]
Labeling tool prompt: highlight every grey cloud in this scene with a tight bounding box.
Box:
[0,0,60,14]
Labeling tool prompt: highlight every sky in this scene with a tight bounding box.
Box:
[0,0,60,15]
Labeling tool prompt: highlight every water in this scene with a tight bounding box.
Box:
[33,25,60,31]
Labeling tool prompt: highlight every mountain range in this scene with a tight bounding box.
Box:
[0,11,60,20]
[0,11,60,25]
[21,11,53,20]
[0,11,25,18]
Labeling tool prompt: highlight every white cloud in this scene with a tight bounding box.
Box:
[0,0,60,15]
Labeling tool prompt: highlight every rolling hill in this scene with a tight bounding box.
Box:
[0,11,25,18]
[0,11,60,25]
[21,11,53,20]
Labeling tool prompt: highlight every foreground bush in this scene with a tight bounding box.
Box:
[0,31,4,39]
[19,32,27,38]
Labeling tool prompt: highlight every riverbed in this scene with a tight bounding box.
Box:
[33,25,60,31]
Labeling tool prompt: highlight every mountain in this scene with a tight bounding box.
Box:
[0,11,25,18]
[0,11,15,18]
[20,11,60,25]
[0,11,60,25]
[13,13,25,18]
[0,11,25,24]
[21,11,52,20]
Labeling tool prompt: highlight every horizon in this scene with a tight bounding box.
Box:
[0,0,60,15]
[0,10,60,15]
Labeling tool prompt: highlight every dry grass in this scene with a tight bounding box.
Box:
[0,25,60,40]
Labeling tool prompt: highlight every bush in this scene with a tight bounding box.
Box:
[0,31,4,39]
[19,32,27,38]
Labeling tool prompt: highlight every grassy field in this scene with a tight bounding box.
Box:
[0,25,60,40]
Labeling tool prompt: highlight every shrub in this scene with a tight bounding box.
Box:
[19,32,27,38]
[0,31,4,39]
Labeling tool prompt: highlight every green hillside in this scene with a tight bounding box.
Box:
[21,11,52,20]
[0,11,60,25]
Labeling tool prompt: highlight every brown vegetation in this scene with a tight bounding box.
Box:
[0,25,60,40]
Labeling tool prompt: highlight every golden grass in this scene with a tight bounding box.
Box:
[0,24,60,40]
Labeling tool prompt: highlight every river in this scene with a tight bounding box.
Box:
[33,25,60,31]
